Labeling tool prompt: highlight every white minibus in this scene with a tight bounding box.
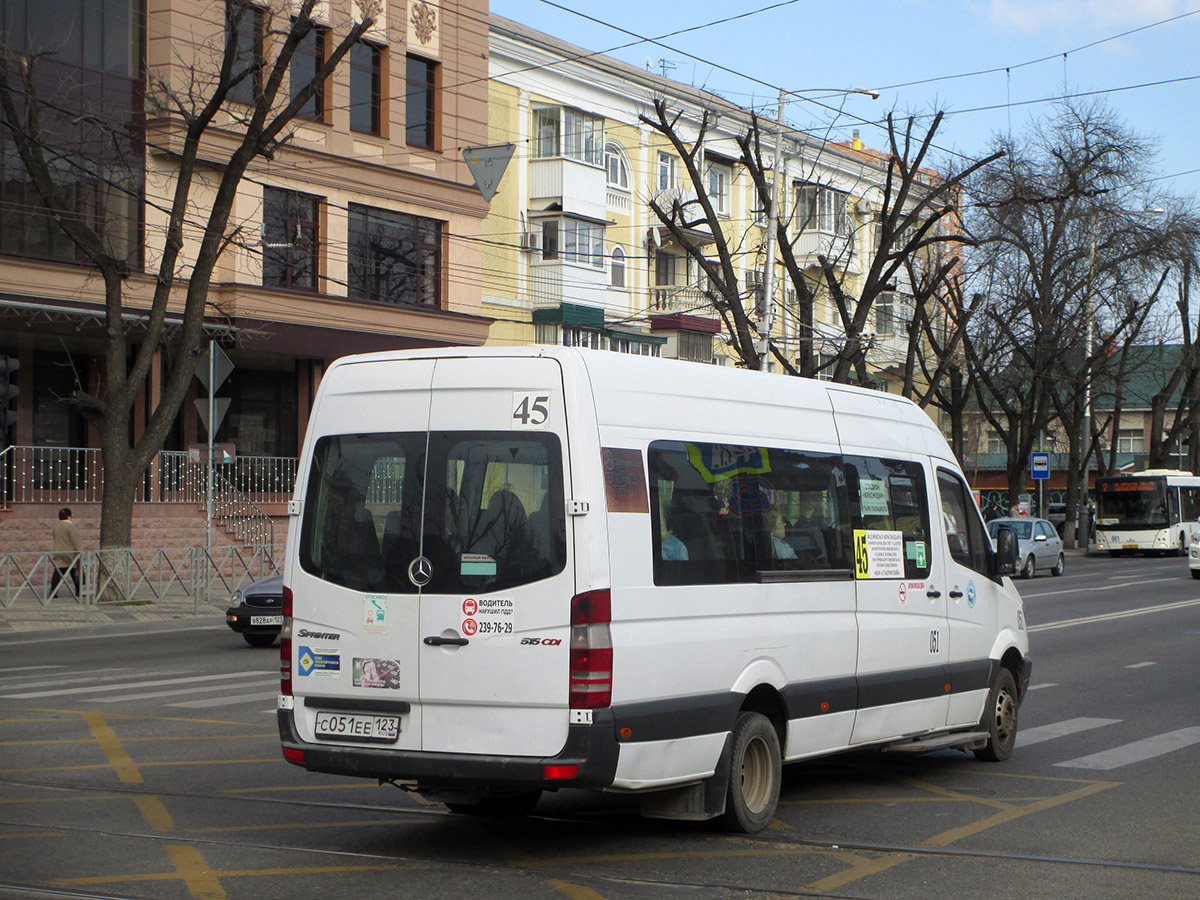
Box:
[278,347,1030,832]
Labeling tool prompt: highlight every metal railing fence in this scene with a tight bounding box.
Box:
[0,445,296,507]
[0,545,280,617]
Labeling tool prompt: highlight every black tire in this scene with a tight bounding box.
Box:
[1021,555,1035,579]
[1190,569,1200,580]
[1051,553,1065,576]
[974,668,1019,762]
[718,711,781,834]
[243,632,278,648]
[444,790,542,817]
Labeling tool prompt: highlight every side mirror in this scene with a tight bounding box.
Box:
[992,525,1018,578]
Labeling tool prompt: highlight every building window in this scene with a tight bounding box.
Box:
[262,187,319,290]
[752,180,772,225]
[655,252,680,287]
[562,219,604,267]
[534,217,603,268]
[0,0,143,266]
[658,152,678,191]
[796,184,850,235]
[227,1,263,105]
[1117,428,1145,454]
[348,204,441,306]
[605,142,629,188]
[875,292,894,336]
[533,108,603,165]
[291,21,327,120]
[677,331,713,363]
[706,161,731,214]
[349,40,382,134]
[611,247,626,287]
[746,270,765,318]
[406,55,437,148]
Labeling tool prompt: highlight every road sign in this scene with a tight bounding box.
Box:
[1031,452,1050,480]
[194,343,233,392]
[194,397,231,436]
[462,143,515,202]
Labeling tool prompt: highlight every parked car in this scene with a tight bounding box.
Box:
[225,574,284,647]
[1188,531,1200,579]
[987,517,1065,578]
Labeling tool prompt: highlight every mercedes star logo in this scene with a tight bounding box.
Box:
[408,556,433,587]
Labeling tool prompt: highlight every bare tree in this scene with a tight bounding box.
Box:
[963,99,1189,543]
[639,98,999,390]
[0,0,376,548]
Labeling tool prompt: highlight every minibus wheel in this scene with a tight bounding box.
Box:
[719,711,781,833]
[974,668,1019,762]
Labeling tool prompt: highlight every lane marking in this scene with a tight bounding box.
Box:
[94,679,278,703]
[1125,661,1156,669]
[0,668,173,691]
[1027,683,1057,691]
[81,712,142,785]
[1055,726,1200,771]
[2,671,274,699]
[168,690,281,709]
[166,845,228,900]
[1016,718,1122,747]
[1030,597,1200,632]
[550,880,610,900]
[1023,576,1187,599]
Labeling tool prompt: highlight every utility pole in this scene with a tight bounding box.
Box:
[760,89,786,371]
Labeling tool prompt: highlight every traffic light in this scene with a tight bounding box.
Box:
[0,354,18,432]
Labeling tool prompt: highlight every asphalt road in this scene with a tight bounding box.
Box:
[0,552,1198,900]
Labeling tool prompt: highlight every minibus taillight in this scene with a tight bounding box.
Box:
[280,585,293,696]
[569,589,612,709]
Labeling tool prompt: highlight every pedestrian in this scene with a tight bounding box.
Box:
[50,507,83,598]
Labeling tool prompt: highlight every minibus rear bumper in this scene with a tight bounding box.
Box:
[278,708,620,791]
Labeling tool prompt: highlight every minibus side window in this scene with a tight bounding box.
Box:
[844,456,932,579]
[936,469,989,575]
[649,440,851,586]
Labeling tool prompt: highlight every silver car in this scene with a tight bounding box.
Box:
[987,517,1065,578]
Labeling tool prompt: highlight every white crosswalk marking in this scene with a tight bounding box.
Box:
[0,670,275,699]
[0,668,173,691]
[1054,726,1200,771]
[93,678,279,703]
[170,689,281,709]
[1017,717,1121,747]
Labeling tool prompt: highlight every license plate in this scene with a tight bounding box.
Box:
[250,615,283,626]
[1122,544,1138,549]
[314,711,400,743]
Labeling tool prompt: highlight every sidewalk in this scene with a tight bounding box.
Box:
[0,593,230,636]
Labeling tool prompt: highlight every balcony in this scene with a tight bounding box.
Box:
[529,157,607,220]
[791,230,860,274]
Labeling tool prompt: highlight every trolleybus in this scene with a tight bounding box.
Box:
[1094,469,1200,556]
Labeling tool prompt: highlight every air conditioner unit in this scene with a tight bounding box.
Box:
[520,231,542,252]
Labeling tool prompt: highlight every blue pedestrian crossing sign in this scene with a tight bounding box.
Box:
[1031,452,1050,479]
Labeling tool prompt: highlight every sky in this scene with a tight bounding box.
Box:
[489,0,1200,200]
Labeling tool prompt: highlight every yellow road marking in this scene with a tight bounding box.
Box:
[0,734,275,747]
[52,863,415,887]
[134,795,175,832]
[81,712,142,785]
[166,845,227,900]
[1,758,279,775]
[550,880,609,900]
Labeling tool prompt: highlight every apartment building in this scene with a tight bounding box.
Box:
[482,14,944,384]
[1,0,490,472]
